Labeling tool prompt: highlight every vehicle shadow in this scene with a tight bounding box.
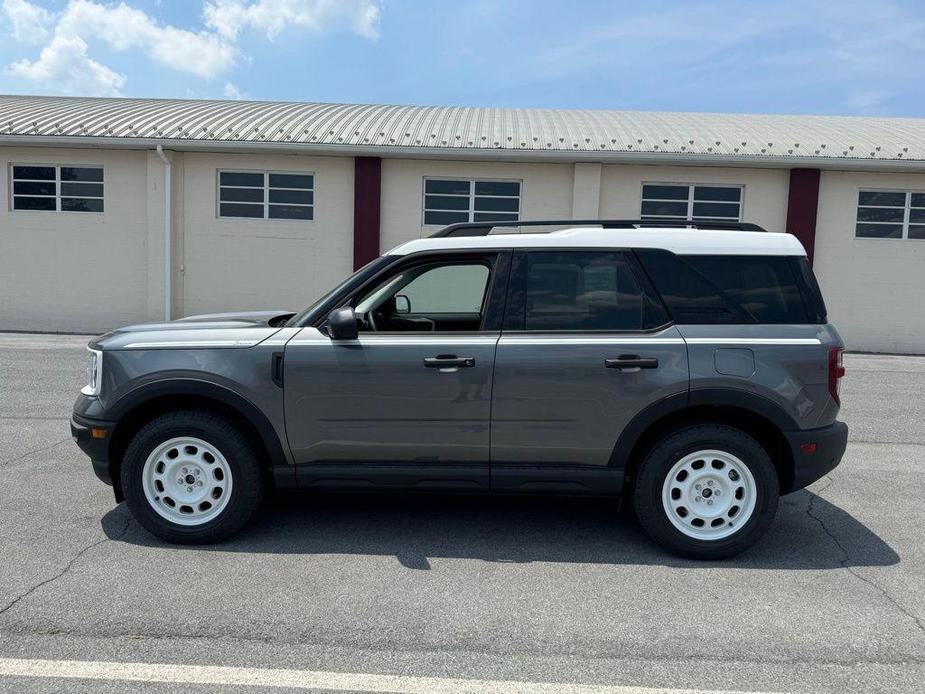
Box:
[103,488,899,571]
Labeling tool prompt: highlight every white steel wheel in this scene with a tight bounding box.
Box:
[141,436,233,526]
[661,449,757,541]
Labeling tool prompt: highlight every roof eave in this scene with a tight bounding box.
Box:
[1,134,924,172]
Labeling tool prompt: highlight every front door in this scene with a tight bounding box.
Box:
[490,249,689,489]
[283,252,509,488]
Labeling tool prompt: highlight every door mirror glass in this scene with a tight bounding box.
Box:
[327,306,359,340]
[394,295,411,314]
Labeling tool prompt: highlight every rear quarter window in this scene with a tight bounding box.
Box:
[637,249,821,324]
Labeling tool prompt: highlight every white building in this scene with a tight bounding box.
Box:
[1,95,924,353]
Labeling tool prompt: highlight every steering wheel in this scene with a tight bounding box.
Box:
[364,307,379,332]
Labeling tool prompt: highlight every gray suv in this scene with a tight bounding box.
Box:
[72,219,848,559]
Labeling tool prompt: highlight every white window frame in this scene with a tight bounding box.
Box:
[9,163,105,214]
[855,189,925,241]
[217,169,314,221]
[640,182,744,222]
[422,177,521,226]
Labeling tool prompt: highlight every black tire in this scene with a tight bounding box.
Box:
[121,410,263,544]
[633,424,779,560]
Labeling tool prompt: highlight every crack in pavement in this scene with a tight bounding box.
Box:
[0,515,132,618]
[0,438,71,468]
[806,476,925,637]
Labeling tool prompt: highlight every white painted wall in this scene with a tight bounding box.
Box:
[599,164,790,231]
[571,163,602,218]
[0,147,150,332]
[815,170,925,353]
[2,143,923,355]
[179,151,354,317]
[379,158,575,251]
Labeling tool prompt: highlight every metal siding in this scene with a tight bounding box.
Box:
[2,95,925,165]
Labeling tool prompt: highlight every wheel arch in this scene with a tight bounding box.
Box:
[612,388,797,497]
[106,379,288,502]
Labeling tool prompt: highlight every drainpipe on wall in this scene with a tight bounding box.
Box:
[155,145,171,321]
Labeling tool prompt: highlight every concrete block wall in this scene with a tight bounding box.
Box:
[0,147,150,333]
[179,151,354,317]
[1,143,923,354]
[814,170,925,353]
[379,158,575,250]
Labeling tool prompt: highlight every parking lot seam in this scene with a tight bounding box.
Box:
[1,627,922,669]
[806,477,925,637]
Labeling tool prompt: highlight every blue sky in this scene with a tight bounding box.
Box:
[1,0,924,116]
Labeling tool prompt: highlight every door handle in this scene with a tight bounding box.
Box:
[605,355,659,370]
[423,355,476,368]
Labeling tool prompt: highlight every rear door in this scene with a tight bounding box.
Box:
[490,249,689,489]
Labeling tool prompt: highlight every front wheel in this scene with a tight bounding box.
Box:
[633,424,779,559]
[121,411,263,544]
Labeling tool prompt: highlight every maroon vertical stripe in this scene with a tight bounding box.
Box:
[353,156,381,269]
[786,168,821,265]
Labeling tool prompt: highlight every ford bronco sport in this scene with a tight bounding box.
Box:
[72,219,848,559]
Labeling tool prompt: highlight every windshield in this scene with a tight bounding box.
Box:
[286,255,395,327]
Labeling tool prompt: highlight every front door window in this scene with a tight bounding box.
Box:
[354,261,491,332]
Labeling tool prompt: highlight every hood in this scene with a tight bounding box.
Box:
[91,310,295,351]
[172,310,295,327]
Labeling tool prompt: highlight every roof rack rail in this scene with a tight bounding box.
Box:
[429,219,766,237]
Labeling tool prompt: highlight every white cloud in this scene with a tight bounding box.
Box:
[59,1,236,78]
[203,0,381,41]
[2,0,52,43]
[222,81,248,99]
[9,33,125,95]
[6,0,236,94]
[4,0,381,96]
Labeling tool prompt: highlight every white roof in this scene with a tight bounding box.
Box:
[2,95,924,170]
[389,227,807,257]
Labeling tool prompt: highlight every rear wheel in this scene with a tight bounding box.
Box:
[633,424,779,559]
[121,411,263,544]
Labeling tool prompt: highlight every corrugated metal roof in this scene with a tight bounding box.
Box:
[2,94,925,167]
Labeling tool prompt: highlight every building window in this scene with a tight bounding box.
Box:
[856,191,925,239]
[640,183,742,222]
[11,165,104,213]
[423,178,520,226]
[218,171,314,220]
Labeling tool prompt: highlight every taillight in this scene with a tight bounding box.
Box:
[828,347,845,404]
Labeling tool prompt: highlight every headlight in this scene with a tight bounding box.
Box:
[81,348,103,396]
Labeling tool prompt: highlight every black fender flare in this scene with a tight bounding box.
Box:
[107,378,289,470]
[609,387,799,473]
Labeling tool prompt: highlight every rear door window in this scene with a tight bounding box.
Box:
[636,249,813,324]
[512,251,668,331]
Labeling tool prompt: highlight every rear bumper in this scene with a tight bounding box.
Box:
[783,421,848,493]
[70,413,115,487]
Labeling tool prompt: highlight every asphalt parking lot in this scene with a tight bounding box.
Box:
[0,332,923,694]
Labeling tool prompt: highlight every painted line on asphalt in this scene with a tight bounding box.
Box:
[0,658,786,694]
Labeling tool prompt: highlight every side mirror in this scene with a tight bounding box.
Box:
[326,306,359,340]
[394,294,411,315]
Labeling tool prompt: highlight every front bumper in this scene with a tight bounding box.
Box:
[71,413,116,487]
[783,420,849,492]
